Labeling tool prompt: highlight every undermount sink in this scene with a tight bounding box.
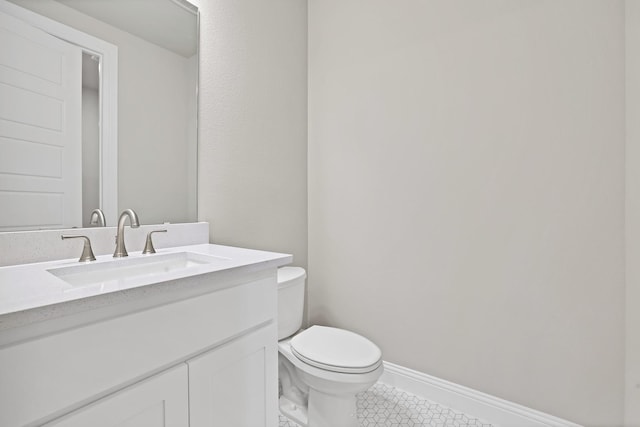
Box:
[47,252,229,287]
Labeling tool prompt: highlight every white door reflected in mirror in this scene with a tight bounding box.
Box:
[0,10,82,230]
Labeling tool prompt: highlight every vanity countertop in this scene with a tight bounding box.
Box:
[0,243,292,336]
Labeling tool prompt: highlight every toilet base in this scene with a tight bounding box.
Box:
[279,395,309,426]
[307,388,358,427]
[279,389,359,427]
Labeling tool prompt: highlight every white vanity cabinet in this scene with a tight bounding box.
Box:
[42,324,277,427]
[0,254,287,427]
[45,364,190,427]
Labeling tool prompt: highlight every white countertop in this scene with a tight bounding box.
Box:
[0,243,292,320]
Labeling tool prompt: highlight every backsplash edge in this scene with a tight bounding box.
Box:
[0,222,210,267]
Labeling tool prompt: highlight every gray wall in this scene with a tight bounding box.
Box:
[308,1,625,425]
[626,1,640,425]
[81,87,99,227]
[194,0,309,268]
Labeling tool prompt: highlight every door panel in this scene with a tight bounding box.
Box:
[0,9,81,230]
[189,325,279,427]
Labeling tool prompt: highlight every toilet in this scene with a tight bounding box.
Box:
[277,266,383,427]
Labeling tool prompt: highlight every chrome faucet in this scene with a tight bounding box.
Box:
[113,209,140,257]
[89,208,106,227]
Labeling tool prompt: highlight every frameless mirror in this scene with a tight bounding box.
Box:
[0,0,198,231]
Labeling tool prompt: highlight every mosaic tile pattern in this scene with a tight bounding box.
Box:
[279,414,300,427]
[278,382,494,427]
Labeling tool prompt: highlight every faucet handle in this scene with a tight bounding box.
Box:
[142,229,167,254]
[61,235,97,262]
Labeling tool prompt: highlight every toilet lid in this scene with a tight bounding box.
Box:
[290,326,382,374]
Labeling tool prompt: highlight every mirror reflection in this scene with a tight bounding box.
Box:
[0,0,198,231]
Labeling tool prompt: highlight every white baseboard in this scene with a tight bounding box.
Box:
[379,362,583,427]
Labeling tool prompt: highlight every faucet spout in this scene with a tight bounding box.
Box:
[89,208,106,227]
[113,209,140,257]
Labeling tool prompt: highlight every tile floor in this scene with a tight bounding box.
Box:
[278,382,494,427]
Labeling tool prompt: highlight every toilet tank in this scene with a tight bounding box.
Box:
[277,266,306,340]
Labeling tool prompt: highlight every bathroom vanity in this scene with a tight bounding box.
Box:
[0,243,291,426]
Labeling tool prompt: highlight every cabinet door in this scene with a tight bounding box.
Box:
[188,324,278,427]
[45,364,189,427]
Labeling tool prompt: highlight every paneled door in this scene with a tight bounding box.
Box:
[0,8,82,230]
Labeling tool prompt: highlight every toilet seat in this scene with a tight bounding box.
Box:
[290,326,382,374]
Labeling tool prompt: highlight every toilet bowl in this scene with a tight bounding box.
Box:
[277,267,383,427]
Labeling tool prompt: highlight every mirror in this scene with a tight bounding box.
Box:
[0,0,198,230]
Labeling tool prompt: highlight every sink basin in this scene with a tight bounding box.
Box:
[47,252,228,287]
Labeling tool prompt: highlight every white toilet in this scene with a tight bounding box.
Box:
[277,266,383,427]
